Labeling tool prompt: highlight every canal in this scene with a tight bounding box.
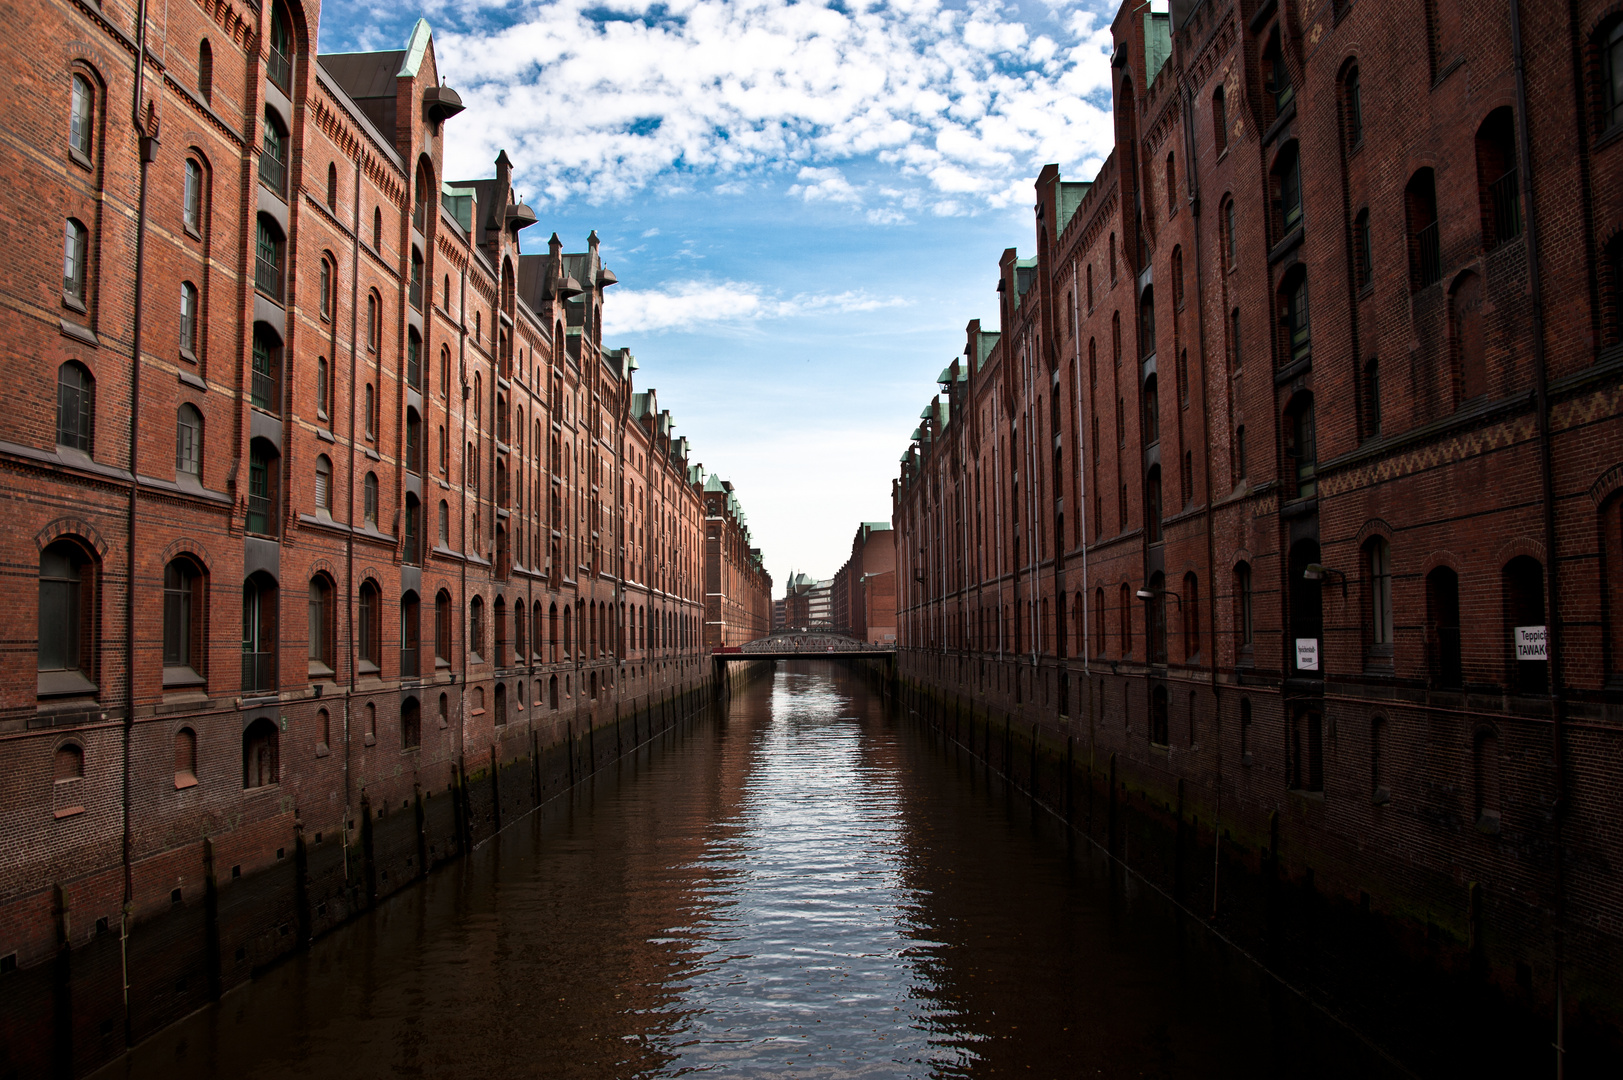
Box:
[96,663,1399,1079]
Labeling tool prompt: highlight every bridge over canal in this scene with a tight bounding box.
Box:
[710,630,895,673]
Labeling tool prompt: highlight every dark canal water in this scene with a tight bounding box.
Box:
[96,663,1400,1079]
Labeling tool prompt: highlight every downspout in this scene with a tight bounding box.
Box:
[122,0,158,1032]
[1508,3,1565,1073]
[1023,335,1039,665]
[1073,258,1090,679]
[341,158,361,878]
[993,409,1005,658]
[1182,72,1224,917]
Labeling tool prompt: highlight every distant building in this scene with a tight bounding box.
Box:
[772,598,786,631]
[832,522,896,643]
[699,473,773,647]
[782,571,831,629]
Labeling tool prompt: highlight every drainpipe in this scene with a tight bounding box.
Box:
[122,0,158,1034]
[1073,257,1093,777]
[1181,72,1223,917]
[993,408,1005,658]
[342,159,362,873]
[1508,3,1565,1073]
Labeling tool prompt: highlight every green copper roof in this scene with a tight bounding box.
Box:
[398,19,433,77]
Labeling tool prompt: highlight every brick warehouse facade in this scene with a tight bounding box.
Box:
[830,522,897,644]
[700,474,773,648]
[0,0,769,1073]
[894,0,1623,1065]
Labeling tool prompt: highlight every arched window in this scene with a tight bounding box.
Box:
[39,538,96,694]
[1503,555,1546,693]
[314,453,332,514]
[1211,85,1227,154]
[563,605,573,658]
[243,717,279,788]
[1145,571,1168,664]
[494,682,508,724]
[1289,709,1323,792]
[52,361,96,454]
[404,494,421,565]
[251,323,282,413]
[1138,286,1156,359]
[1118,582,1132,658]
[364,383,376,439]
[308,575,334,676]
[55,742,85,781]
[179,281,200,357]
[1426,566,1463,687]
[184,159,204,233]
[241,572,277,693]
[437,498,449,548]
[532,602,544,661]
[372,206,383,251]
[259,108,288,195]
[175,727,198,788]
[247,439,279,534]
[494,595,509,666]
[1599,18,1623,133]
[1141,373,1159,445]
[1284,394,1316,499]
[1224,199,1237,268]
[1406,169,1442,290]
[69,73,94,158]
[1262,31,1293,118]
[549,674,559,709]
[402,697,421,750]
[1332,61,1358,151]
[254,215,285,302]
[63,218,89,303]
[326,163,338,210]
[1273,142,1302,238]
[318,258,333,320]
[1145,465,1163,543]
[267,2,293,89]
[1235,561,1254,654]
[469,595,485,660]
[1476,108,1521,249]
[1366,537,1393,655]
[175,404,202,479]
[550,602,560,661]
[357,580,381,671]
[1150,685,1169,745]
[435,590,453,663]
[1165,152,1176,215]
[410,248,424,312]
[316,356,331,420]
[163,557,206,681]
[1183,572,1200,660]
[1279,267,1311,365]
[1353,209,1373,290]
[401,592,420,677]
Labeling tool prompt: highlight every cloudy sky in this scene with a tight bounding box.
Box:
[322,0,1119,589]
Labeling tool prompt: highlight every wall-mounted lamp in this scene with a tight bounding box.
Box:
[1136,587,1183,608]
[1303,563,1347,596]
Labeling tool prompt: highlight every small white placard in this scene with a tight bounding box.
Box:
[1514,625,1548,661]
[1295,638,1320,671]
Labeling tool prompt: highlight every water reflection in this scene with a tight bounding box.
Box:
[98,662,1394,1080]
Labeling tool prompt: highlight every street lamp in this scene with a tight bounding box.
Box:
[1136,587,1183,608]
[1303,562,1347,596]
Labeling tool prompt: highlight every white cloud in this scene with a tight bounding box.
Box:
[430,0,1116,212]
[604,279,908,334]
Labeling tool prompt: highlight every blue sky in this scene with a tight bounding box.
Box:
[321,0,1119,589]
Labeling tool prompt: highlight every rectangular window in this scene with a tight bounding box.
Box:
[180,282,198,355]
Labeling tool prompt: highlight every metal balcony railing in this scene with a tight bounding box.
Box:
[241,651,276,693]
[259,152,286,197]
[1414,222,1441,289]
[1489,169,1521,247]
[267,47,292,93]
[255,254,283,303]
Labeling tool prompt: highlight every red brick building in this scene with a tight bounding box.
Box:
[895,0,1623,1054]
[0,1,739,1071]
[832,522,897,644]
[700,473,772,647]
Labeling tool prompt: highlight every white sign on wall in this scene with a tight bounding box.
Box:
[1514,625,1548,661]
[1295,638,1320,671]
